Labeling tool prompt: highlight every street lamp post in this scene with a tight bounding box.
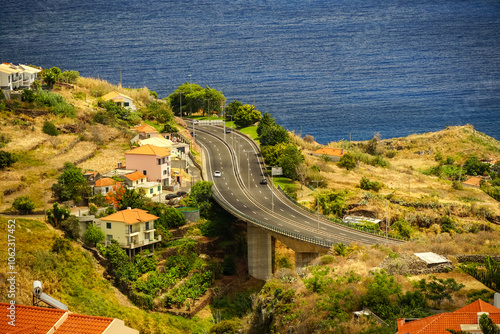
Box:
[179,92,182,118]
[311,180,323,230]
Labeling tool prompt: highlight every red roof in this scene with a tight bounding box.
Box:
[0,303,130,334]
[100,207,158,225]
[397,299,500,334]
[0,303,67,334]
[94,178,116,187]
[133,124,158,133]
[124,171,146,181]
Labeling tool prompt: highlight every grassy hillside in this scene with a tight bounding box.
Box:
[0,217,212,333]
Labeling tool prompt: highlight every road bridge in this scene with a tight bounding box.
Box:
[188,120,405,280]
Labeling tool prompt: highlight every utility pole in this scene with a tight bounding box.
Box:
[385,200,388,239]
[179,92,182,118]
[408,173,411,201]
[311,180,323,230]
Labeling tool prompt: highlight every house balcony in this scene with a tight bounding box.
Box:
[117,235,162,249]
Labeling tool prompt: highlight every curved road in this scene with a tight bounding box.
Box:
[190,121,403,247]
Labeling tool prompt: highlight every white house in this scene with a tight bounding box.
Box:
[0,63,23,91]
[98,207,161,258]
[101,90,136,111]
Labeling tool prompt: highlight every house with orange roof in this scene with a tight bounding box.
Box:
[101,90,136,111]
[0,302,138,334]
[132,123,159,139]
[311,147,345,162]
[125,144,171,187]
[462,176,491,188]
[93,177,122,196]
[397,299,500,334]
[119,170,162,198]
[98,207,161,257]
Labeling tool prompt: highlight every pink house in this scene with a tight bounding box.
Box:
[125,144,171,187]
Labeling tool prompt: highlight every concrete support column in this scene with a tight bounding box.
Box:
[247,223,272,280]
[295,252,319,269]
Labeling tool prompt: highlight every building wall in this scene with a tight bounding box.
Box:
[98,220,156,247]
[0,73,10,88]
[125,154,171,186]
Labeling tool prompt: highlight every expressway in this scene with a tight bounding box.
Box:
[190,121,404,247]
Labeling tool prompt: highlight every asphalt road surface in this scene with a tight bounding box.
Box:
[190,121,403,247]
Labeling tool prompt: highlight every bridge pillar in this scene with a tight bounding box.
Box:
[295,252,320,269]
[247,223,272,280]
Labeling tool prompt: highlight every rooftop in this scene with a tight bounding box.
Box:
[101,90,133,102]
[123,170,146,181]
[100,207,158,225]
[94,177,117,187]
[125,144,171,157]
[133,123,158,133]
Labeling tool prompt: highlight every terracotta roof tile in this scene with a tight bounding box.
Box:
[54,313,113,334]
[397,299,500,334]
[133,124,158,133]
[100,208,158,225]
[0,303,66,334]
[312,147,344,156]
[125,144,171,157]
[124,171,146,181]
[94,178,116,187]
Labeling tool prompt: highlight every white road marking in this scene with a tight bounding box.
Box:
[278,223,283,226]
[340,233,346,236]
[236,199,240,202]
[294,230,300,233]
[280,209,284,212]
[264,217,268,220]
[291,214,296,218]
[320,227,326,230]
[252,211,257,214]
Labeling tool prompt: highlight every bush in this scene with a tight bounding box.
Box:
[209,319,242,334]
[452,181,463,190]
[0,151,17,169]
[13,196,35,214]
[338,152,357,170]
[360,177,382,192]
[42,120,58,136]
[83,224,105,246]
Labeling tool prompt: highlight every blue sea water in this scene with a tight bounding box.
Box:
[1,0,499,144]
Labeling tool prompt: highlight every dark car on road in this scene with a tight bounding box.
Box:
[260,178,268,185]
[165,193,178,200]
[177,191,188,197]
[225,129,231,134]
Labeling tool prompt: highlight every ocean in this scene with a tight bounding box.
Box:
[1,0,499,144]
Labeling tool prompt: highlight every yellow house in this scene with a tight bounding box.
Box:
[99,207,161,258]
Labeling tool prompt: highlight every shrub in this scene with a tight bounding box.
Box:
[0,151,17,169]
[385,150,397,159]
[88,203,98,215]
[360,177,382,192]
[338,152,357,170]
[42,120,58,136]
[83,225,105,246]
[222,255,237,275]
[13,195,35,214]
[209,319,242,334]
[452,181,463,190]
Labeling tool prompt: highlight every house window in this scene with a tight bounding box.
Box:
[163,170,166,175]
[157,158,161,165]
[143,170,147,175]
[145,221,149,230]
[105,187,109,192]
[106,235,113,242]
[106,222,112,229]
[162,157,165,163]
[129,225,133,234]
[157,186,161,191]
[144,232,150,241]
[150,188,153,194]
[124,102,130,107]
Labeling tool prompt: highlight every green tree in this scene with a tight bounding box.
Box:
[83,224,105,246]
[257,112,275,136]
[51,162,91,203]
[47,203,70,229]
[183,181,213,217]
[234,104,262,128]
[338,152,357,170]
[259,123,289,146]
[12,196,35,214]
[318,190,346,218]
[365,132,381,155]
[479,312,500,334]
[261,142,288,166]
[278,145,304,180]
[391,218,413,239]
[225,100,243,119]
[42,120,58,136]
[119,188,150,210]
[42,67,61,89]
[0,151,17,169]
[460,256,500,292]
[416,275,465,307]
[360,177,382,192]
[362,271,402,318]
[22,89,36,103]
[168,83,225,117]
[463,156,490,176]
[144,100,173,123]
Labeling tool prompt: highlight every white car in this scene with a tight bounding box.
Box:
[214,171,221,177]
